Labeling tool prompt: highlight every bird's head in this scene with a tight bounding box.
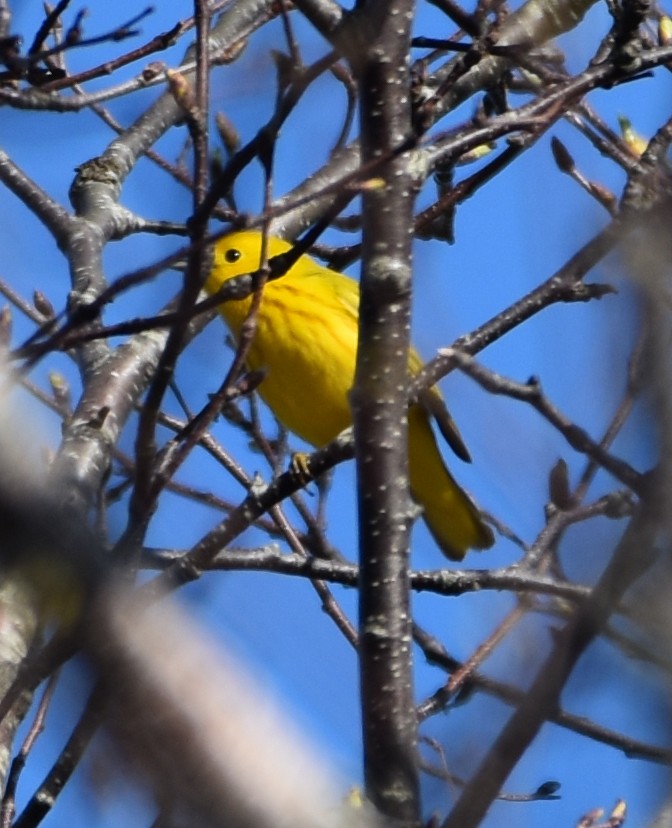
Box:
[207,231,293,292]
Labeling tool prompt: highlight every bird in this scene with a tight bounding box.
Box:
[204,230,493,560]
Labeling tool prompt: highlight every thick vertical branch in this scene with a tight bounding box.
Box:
[348,2,420,825]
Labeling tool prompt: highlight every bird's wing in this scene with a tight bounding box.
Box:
[409,348,472,463]
[298,266,360,321]
[329,272,361,320]
[309,266,471,463]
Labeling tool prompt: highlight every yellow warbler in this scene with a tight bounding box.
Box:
[205,231,493,560]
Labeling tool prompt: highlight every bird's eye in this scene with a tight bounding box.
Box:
[224,248,241,263]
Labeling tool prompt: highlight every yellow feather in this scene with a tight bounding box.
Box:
[205,230,493,559]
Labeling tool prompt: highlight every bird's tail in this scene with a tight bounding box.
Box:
[408,407,494,561]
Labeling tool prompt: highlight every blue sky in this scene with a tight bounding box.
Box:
[2,1,672,825]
